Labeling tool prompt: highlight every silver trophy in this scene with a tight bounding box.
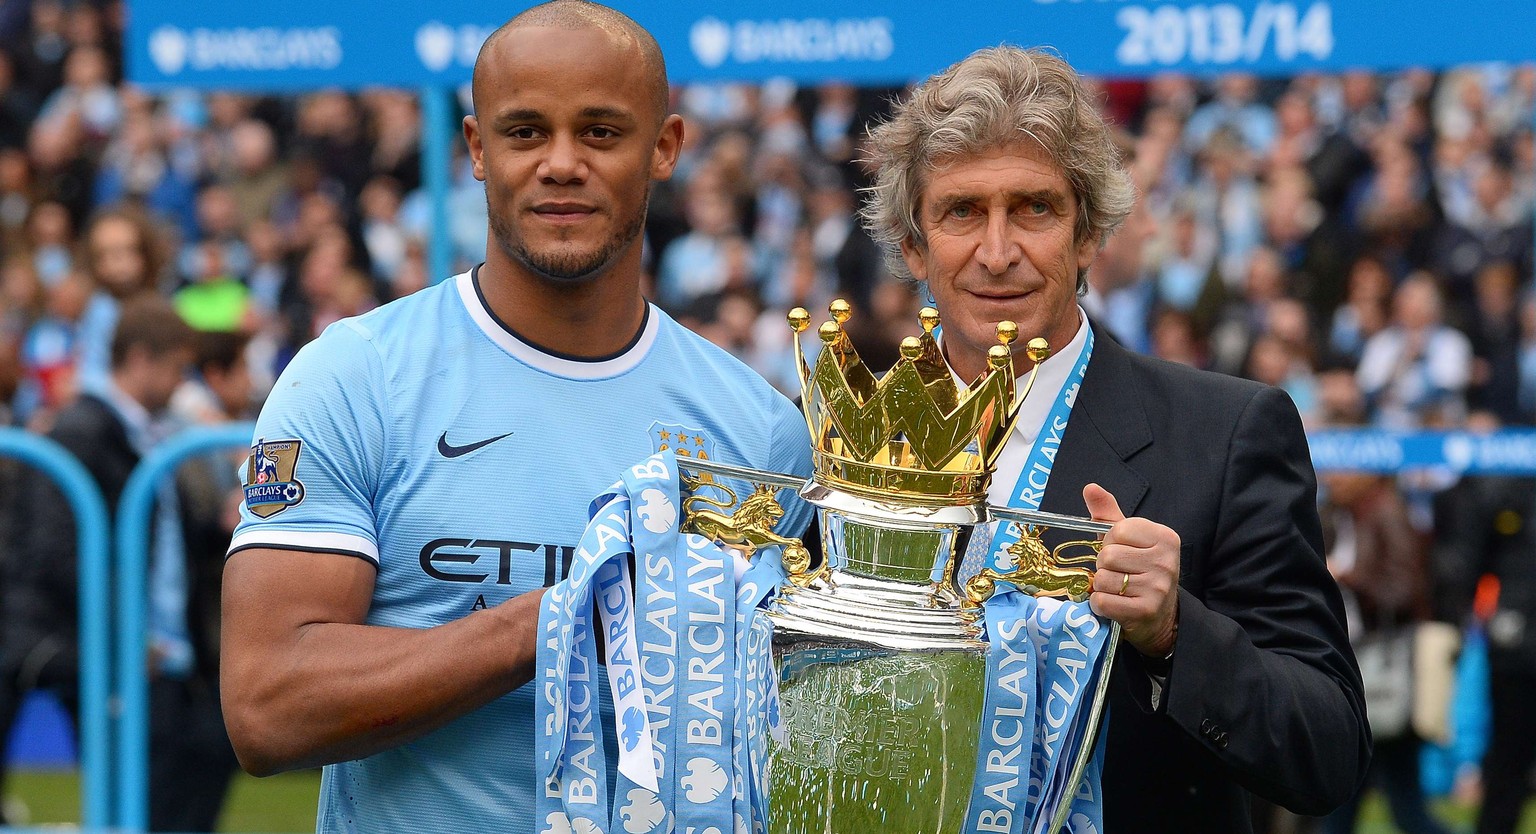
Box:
[679,301,1118,834]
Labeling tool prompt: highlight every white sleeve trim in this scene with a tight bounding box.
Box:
[227,529,380,564]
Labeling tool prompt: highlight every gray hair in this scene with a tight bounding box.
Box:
[862,45,1136,291]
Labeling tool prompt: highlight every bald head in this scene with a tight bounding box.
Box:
[473,0,669,124]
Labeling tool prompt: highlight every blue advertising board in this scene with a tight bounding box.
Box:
[1309,429,1536,475]
[126,0,1536,91]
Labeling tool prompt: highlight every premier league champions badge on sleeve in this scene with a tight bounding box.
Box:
[244,438,306,518]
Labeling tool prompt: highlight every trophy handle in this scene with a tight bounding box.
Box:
[678,459,820,586]
[962,523,1105,605]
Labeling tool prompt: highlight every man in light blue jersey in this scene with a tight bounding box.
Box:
[218,4,813,831]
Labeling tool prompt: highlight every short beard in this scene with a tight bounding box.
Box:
[490,188,650,284]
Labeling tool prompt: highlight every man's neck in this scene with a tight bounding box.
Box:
[105,372,155,431]
[477,249,648,359]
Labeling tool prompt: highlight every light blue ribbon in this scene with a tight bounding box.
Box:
[535,451,782,834]
[963,324,1112,834]
[965,589,1042,833]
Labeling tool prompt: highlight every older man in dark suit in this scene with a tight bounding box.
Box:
[860,46,1370,833]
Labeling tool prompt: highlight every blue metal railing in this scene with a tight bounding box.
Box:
[112,422,254,832]
[0,427,114,830]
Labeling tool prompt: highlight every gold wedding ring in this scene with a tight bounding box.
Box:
[1119,572,1130,596]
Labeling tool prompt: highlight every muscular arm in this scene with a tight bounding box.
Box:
[220,548,543,776]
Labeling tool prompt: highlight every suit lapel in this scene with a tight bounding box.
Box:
[1039,325,1151,521]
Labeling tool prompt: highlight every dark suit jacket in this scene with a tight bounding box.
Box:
[1034,326,1370,833]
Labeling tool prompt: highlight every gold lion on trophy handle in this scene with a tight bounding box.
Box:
[681,475,816,583]
[964,525,1103,605]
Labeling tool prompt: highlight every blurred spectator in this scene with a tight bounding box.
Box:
[177,184,252,285]
[808,82,859,163]
[291,90,370,201]
[1208,244,1290,377]
[1245,331,1318,422]
[749,151,804,280]
[236,220,289,394]
[1186,73,1277,158]
[361,90,422,193]
[1354,135,1435,279]
[1357,273,1474,428]
[1433,415,1536,834]
[680,81,754,131]
[17,266,87,420]
[1320,462,1453,834]
[75,207,166,394]
[1328,254,1394,365]
[1434,157,1534,320]
[146,330,251,833]
[8,0,69,103]
[26,103,94,225]
[804,169,884,313]
[0,146,33,248]
[269,152,347,250]
[34,44,119,143]
[1333,70,1388,149]
[358,174,409,284]
[0,252,41,334]
[173,240,250,333]
[1465,261,1524,422]
[1269,87,1367,215]
[1313,365,1453,834]
[1082,195,1156,353]
[1518,293,1536,419]
[284,227,374,349]
[1148,308,1204,368]
[93,96,197,233]
[24,198,72,285]
[0,49,39,150]
[1151,200,1220,315]
[1188,129,1264,289]
[220,118,287,229]
[655,172,750,310]
[1261,164,1350,316]
[0,297,214,832]
[1133,104,1192,217]
[754,79,808,160]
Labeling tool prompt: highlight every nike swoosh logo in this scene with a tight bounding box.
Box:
[437,431,513,458]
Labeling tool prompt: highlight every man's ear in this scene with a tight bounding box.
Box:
[900,237,929,283]
[464,115,486,182]
[1075,232,1098,279]
[652,114,685,181]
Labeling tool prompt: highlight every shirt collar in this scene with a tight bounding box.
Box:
[103,379,152,437]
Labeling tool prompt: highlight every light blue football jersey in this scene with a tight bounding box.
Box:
[229,268,814,834]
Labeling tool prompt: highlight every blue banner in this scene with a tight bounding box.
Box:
[1308,429,1536,475]
[126,0,1536,91]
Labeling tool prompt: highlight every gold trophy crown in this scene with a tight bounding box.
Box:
[789,299,1050,507]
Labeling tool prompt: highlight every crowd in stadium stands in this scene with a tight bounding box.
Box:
[0,0,1534,831]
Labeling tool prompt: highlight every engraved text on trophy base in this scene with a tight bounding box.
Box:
[768,646,985,834]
